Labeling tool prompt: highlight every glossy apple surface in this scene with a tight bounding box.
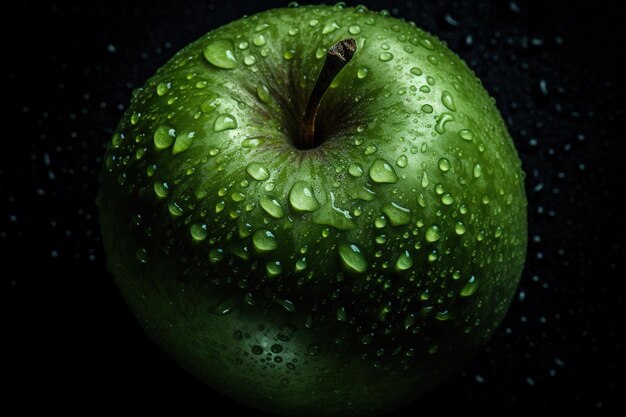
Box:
[98,4,527,416]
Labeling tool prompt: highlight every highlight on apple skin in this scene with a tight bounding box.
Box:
[97,3,527,416]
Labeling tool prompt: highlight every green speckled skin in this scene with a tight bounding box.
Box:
[97,5,527,416]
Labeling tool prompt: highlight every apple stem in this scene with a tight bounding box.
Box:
[298,38,357,149]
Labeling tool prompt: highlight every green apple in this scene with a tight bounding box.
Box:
[98,3,527,416]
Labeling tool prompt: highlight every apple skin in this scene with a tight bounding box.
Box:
[98,4,527,417]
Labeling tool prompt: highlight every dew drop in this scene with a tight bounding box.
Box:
[266,261,283,277]
[348,163,364,177]
[369,158,399,183]
[349,24,361,34]
[190,223,207,241]
[153,181,169,198]
[252,229,278,253]
[203,39,238,69]
[338,243,367,273]
[473,163,482,178]
[435,113,454,134]
[438,157,451,172]
[454,221,466,235]
[213,114,237,131]
[382,202,412,226]
[460,276,478,297]
[425,224,441,242]
[257,82,271,103]
[289,181,320,212]
[259,196,285,219]
[357,67,369,79]
[253,34,266,47]
[209,248,224,263]
[396,155,408,168]
[172,131,194,154]
[322,21,340,34]
[410,67,423,76]
[168,202,183,217]
[336,306,348,322]
[379,52,394,62]
[441,90,456,111]
[421,104,433,114]
[441,193,454,205]
[459,129,474,141]
[242,137,263,148]
[135,247,148,263]
[156,82,171,96]
[246,162,270,181]
[153,125,176,150]
[395,250,413,271]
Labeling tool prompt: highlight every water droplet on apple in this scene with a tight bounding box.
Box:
[338,243,367,273]
[309,19,319,27]
[266,261,283,276]
[379,52,393,62]
[135,247,148,263]
[459,129,474,141]
[295,257,307,272]
[396,155,408,168]
[288,27,299,36]
[211,296,238,315]
[425,224,442,242]
[172,131,194,154]
[200,98,218,113]
[257,82,271,103]
[242,137,263,148]
[312,192,356,231]
[349,24,361,34]
[213,113,237,131]
[253,34,266,46]
[283,48,296,60]
[203,39,238,69]
[435,113,454,134]
[348,163,364,177]
[336,306,348,322]
[438,157,451,172]
[289,181,320,212]
[441,90,456,111]
[259,196,284,219]
[473,163,482,178]
[410,67,423,76]
[382,202,412,226]
[246,162,270,181]
[244,55,256,66]
[252,229,278,253]
[421,104,433,113]
[307,343,319,356]
[153,181,169,198]
[168,202,183,217]
[209,248,224,263]
[369,158,399,183]
[111,133,123,148]
[395,250,413,271]
[357,67,369,79]
[421,171,429,188]
[156,82,171,96]
[190,223,208,241]
[441,193,454,205]
[374,215,388,228]
[455,221,466,235]
[364,145,377,155]
[322,21,339,34]
[153,125,176,149]
[460,276,478,297]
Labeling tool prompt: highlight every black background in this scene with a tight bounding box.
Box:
[1,0,624,416]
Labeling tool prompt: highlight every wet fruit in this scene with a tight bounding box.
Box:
[98,4,527,416]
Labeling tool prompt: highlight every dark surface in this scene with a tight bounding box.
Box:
[1,0,624,416]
